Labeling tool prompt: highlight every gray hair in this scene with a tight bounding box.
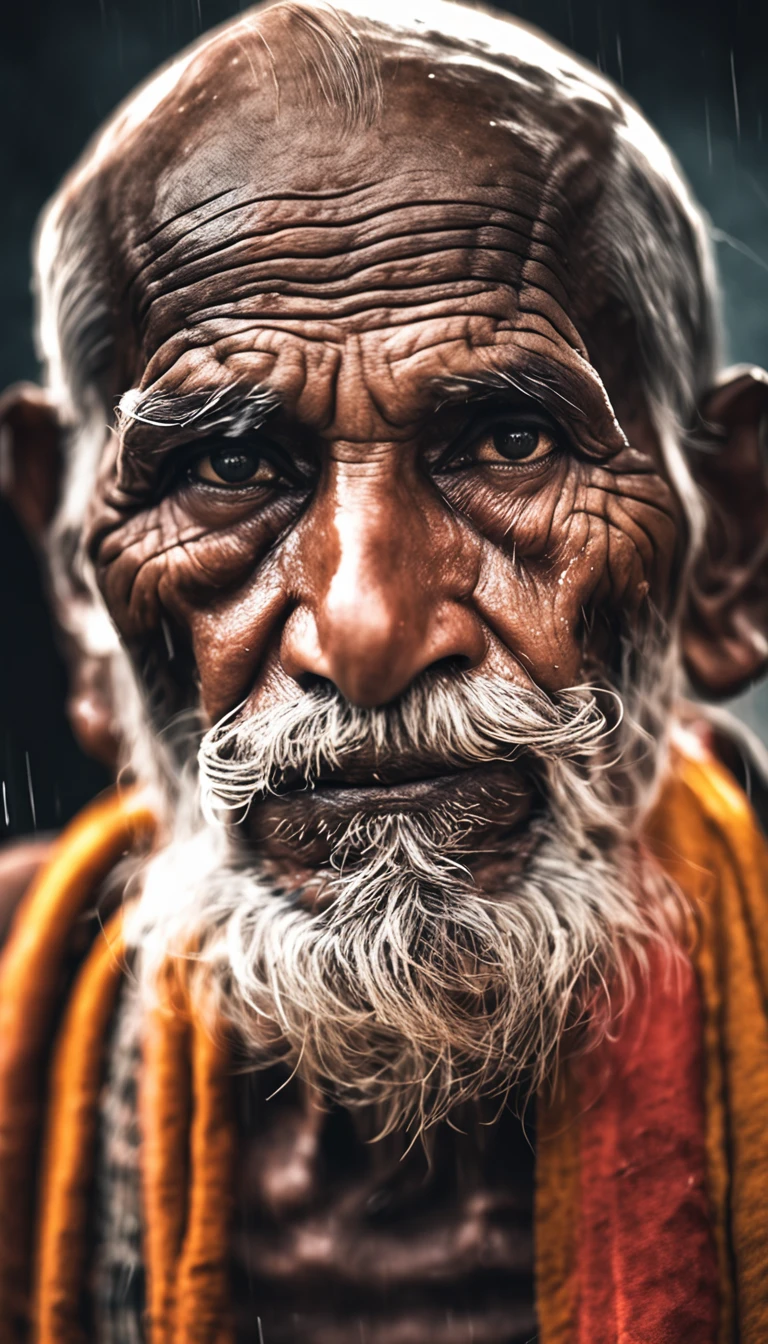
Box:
[129,645,681,1133]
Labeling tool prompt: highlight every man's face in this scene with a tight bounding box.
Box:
[67,14,696,1124]
[83,32,683,866]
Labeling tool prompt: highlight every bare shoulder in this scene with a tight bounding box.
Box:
[0,835,57,948]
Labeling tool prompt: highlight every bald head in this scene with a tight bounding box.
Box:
[39,0,716,430]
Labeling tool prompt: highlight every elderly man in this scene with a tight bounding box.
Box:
[2,0,768,1340]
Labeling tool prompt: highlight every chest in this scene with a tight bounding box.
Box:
[94,986,536,1344]
[231,1073,536,1344]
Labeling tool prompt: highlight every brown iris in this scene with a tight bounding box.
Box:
[474,426,555,465]
[194,445,279,487]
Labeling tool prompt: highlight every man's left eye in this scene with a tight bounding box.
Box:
[474,425,556,465]
[192,445,279,487]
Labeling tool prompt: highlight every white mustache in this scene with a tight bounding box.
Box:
[198,672,617,824]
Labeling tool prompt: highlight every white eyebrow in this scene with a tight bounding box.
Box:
[430,369,547,412]
[116,382,279,437]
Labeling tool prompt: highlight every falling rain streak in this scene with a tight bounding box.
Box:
[730,49,741,141]
[24,752,36,830]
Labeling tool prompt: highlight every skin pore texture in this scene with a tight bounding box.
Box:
[6,1,768,1340]
[85,43,682,732]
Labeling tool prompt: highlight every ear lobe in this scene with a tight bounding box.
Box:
[0,383,63,539]
[66,652,121,770]
[682,365,768,699]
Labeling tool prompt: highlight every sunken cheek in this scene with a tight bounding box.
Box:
[442,453,679,616]
[94,484,306,643]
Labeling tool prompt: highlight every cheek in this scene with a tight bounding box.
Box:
[466,458,680,687]
[442,456,679,589]
[576,461,681,606]
[95,491,301,632]
[92,490,304,714]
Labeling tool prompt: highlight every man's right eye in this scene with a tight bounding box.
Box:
[192,445,279,488]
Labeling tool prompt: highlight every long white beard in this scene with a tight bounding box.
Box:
[126,659,679,1135]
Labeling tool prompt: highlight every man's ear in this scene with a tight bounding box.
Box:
[0,383,63,539]
[682,365,768,700]
[0,383,121,769]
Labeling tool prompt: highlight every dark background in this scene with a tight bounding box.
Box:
[1,0,767,841]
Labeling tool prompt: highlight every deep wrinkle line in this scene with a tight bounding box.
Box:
[132,222,551,297]
[135,247,550,318]
[134,225,575,317]
[134,177,386,250]
[140,185,242,245]
[142,282,501,328]
[135,196,553,271]
[145,279,567,330]
[124,187,555,296]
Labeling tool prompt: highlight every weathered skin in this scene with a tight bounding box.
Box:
[5,5,768,1341]
[66,39,681,1333]
[79,14,681,771]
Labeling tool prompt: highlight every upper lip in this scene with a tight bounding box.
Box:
[254,761,534,820]
[271,760,468,795]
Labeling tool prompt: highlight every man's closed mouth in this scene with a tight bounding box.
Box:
[245,761,535,861]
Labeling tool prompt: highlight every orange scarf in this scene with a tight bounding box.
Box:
[0,744,766,1342]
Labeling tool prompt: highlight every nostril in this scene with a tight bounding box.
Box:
[295,672,336,696]
[428,654,473,677]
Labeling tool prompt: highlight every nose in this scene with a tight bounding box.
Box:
[280,452,485,707]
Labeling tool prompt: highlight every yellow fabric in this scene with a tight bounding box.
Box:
[141,996,192,1344]
[34,911,126,1344]
[534,1077,581,1344]
[171,1016,235,1344]
[0,788,155,1342]
[651,747,768,1343]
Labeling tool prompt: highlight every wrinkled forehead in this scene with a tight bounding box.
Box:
[54,2,649,460]
[93,9,618,301]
